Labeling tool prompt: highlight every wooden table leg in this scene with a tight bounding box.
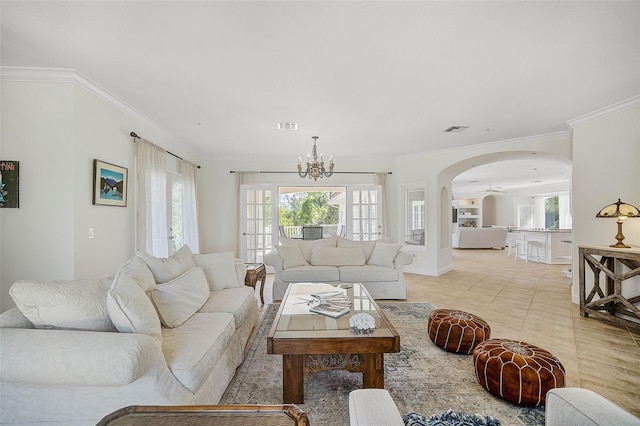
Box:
[258,275,266,305]
[362,353,384,389]
[283,354,304,403]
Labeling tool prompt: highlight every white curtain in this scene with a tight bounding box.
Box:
[376,172,390,238]
[136,139,168,257]
[182,160,200,253]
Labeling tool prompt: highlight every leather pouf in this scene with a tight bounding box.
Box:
[473,338,565,407]
[427,309,491,354]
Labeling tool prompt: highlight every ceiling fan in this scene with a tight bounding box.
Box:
[484,185,506,193]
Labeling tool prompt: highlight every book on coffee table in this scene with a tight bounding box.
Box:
[308,291,352,318]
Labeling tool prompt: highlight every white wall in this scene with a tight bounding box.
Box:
[569,97,640,303]
[0,71,198,311]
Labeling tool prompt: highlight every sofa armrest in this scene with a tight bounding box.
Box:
[234,260,247,285]
[545,388,640,426]
[0,328,166,387]
[349,389,404,426]
[264,249,283,273]
[394,251,414,269]
[0,307,34,329]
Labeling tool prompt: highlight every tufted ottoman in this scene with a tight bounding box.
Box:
[473,338,565,406]
[427,309,491,354]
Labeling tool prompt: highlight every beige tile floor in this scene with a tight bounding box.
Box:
[258,248,640,416]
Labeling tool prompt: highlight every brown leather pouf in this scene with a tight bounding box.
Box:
[427,309,491,354]
[473,338,565,407]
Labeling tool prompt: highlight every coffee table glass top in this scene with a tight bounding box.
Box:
[272,283,395,339]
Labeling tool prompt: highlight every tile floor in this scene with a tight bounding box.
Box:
[257,248,640,417]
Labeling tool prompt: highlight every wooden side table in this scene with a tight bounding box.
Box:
[245,263,266,304]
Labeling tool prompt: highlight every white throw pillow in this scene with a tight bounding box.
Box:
[138,244,195,284]
[193,252,241,291]
[311,247,366,266]
[150,267,210,328]
[337,237,377,261]
[367,242,402,268]
[9,277,116,332]
[296,235,338,262]
[278,244,309,269]
[107,256,162,343]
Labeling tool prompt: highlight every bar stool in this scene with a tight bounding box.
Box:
[515,239,542,262]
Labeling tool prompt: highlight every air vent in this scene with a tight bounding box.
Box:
[444,125,469,133]
[278,122,298,130]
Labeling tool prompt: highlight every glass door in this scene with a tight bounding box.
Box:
[241,185,277,263]
[347,185,382,241]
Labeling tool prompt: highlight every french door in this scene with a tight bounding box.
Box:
[347,185,382,241]
[240,185,277,263]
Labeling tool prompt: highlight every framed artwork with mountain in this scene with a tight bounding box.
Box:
[93,159,127,207]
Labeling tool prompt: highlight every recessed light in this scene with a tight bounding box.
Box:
[533,180,542,183]
[278,122,298,130]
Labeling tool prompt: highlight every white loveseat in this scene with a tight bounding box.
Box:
[452,227,508,249]
[264,236,414,300]
[0,245,259,425]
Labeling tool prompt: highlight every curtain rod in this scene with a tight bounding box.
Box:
[229,170,392,175]
[130,132,201,169]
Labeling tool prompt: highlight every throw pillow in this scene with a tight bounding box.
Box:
[278,244,309,269]
[138,244,196,284]
[150,267,210,328]
[107,256,162,343]
[9,277,116,332]
[368,242,402,268]
[403,410,501,426]
[337,237,377,261]
[296,235,338,262]
[193,252,241,291]
[310,247,366,266]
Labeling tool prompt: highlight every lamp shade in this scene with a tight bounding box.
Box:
[596,198,640,248]
[596,199,640,218]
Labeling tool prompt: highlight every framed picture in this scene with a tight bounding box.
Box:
[93,159,127,207]
[0,160,19,208]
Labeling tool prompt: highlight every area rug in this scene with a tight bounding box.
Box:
[220,303,545,426]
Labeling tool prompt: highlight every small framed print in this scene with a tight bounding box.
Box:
[0,160,19,208]
[93,159,127,207]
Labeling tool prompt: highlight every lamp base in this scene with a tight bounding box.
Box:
[610,242,631,249]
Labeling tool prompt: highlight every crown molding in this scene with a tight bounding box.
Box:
[567,95,640,128]
[0,66,174,140]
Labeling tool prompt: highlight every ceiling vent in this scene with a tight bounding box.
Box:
[444,125,469,133]
[278,122,298,130]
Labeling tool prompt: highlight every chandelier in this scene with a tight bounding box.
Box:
[297,136,334,181]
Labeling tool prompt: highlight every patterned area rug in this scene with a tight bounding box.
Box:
[221,303,545,426]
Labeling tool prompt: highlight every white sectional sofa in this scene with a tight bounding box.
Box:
[349,388,640,426]
[0,245,259,425]
[452,227,508,249]
[264,236,413,300]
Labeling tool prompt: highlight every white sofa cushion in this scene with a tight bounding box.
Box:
[199,286,257,330]
[337,237,377,262]
[193,252,242,290]
[162,312,236,393]
[280,235,338,262]
[150,267,210,328]
[9,277,116,332]
[311,247,366,266]
[282,265,340,282]
[107,256,162,343]
[138,244,196,284]
[339,265,398,282]
[367,242,402,268]
[277,243,309,269]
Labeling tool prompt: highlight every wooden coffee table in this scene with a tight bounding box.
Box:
[267,283,400,404]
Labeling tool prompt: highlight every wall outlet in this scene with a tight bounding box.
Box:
[89,228,95,239]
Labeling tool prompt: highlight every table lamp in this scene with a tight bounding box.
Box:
[596,198,640,248]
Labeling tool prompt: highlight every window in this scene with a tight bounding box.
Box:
[545,196,559,229]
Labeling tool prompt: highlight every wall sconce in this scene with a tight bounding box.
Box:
[596,198,640,248]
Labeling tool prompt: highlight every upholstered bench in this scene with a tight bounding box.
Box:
[473,338,565,406]
[427,309,491,354]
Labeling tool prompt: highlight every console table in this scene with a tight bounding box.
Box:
[578,245,640,332]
